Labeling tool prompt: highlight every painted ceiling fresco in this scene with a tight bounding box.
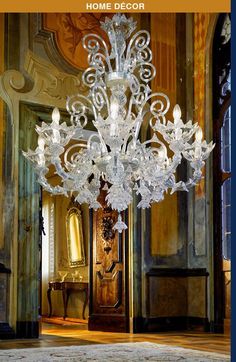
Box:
[43,13,112,70]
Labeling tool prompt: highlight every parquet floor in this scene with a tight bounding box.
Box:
[0,322,230,355]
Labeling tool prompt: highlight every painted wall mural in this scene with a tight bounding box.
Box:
[43,13,112,70]
[193,13,210,199]
[193,13,211,256]
[150,13,179,256]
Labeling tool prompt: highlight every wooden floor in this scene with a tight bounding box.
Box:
[0,322,230,355]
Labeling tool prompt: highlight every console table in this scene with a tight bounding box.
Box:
[47,281,88,320]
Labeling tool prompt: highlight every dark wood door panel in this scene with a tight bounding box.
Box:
[89,190,129,332]
[96,270,122,309]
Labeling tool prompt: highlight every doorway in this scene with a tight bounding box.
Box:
[40,168,90,332]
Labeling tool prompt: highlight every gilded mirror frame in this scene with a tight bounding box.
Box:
[66,199,86,267]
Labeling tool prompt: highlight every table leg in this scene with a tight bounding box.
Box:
[47,286,52,317]
[82,289,88,320]
[62,289,67,320]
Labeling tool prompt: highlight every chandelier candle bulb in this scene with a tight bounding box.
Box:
[51,108,61,144]
[194,127,203,158]
[52,107,60,123]
[195,127,203,142]
[22,13,215,232]
[173,104,182,122]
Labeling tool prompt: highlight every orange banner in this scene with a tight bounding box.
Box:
[0,0,231,13]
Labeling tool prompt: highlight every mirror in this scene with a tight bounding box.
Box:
[66,200,85,267]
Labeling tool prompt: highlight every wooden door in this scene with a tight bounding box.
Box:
[88,191,129,332]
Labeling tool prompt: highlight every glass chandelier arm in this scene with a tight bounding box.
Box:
[53,158,74,181]
[121,137,129,155]
[126,30,151,65]
[134,62,156,84]
[129,74,142,95]
[36,167,68,195]
[91,84,110,114]
[75,183,102,210]
[182,139,215,164]
[141,134,172,163]
[63,143,90,171]
[82,67,100,88]
[66,94,98,125]
[138,92,170,124]
[87,133,102,149]
[22,148,45,168]
[142,133,161,148]
[127,46,152,70]
[82,33,112,72]
[97,130,108,154]
[133,121,141,142]
[121,107,141,154]
[170,171,203,194]
[166,154,182,174]
[87,133,108,156]
[88,52,107,73]
[63,143,87,159]
[121,129,137,154]
[169,153,205,194]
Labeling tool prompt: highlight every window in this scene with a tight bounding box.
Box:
[214,14,231,261]
[213,13,231,331]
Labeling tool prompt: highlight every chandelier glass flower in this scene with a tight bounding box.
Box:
[23,14,214,233]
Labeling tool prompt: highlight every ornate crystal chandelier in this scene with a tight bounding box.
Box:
[23,14,214,233]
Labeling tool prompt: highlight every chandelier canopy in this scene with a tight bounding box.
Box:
[23,14,214,232]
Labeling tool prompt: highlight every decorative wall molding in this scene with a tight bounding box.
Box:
[33,14,113,74]
[31,14,80,76]
[0,49,86,127]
